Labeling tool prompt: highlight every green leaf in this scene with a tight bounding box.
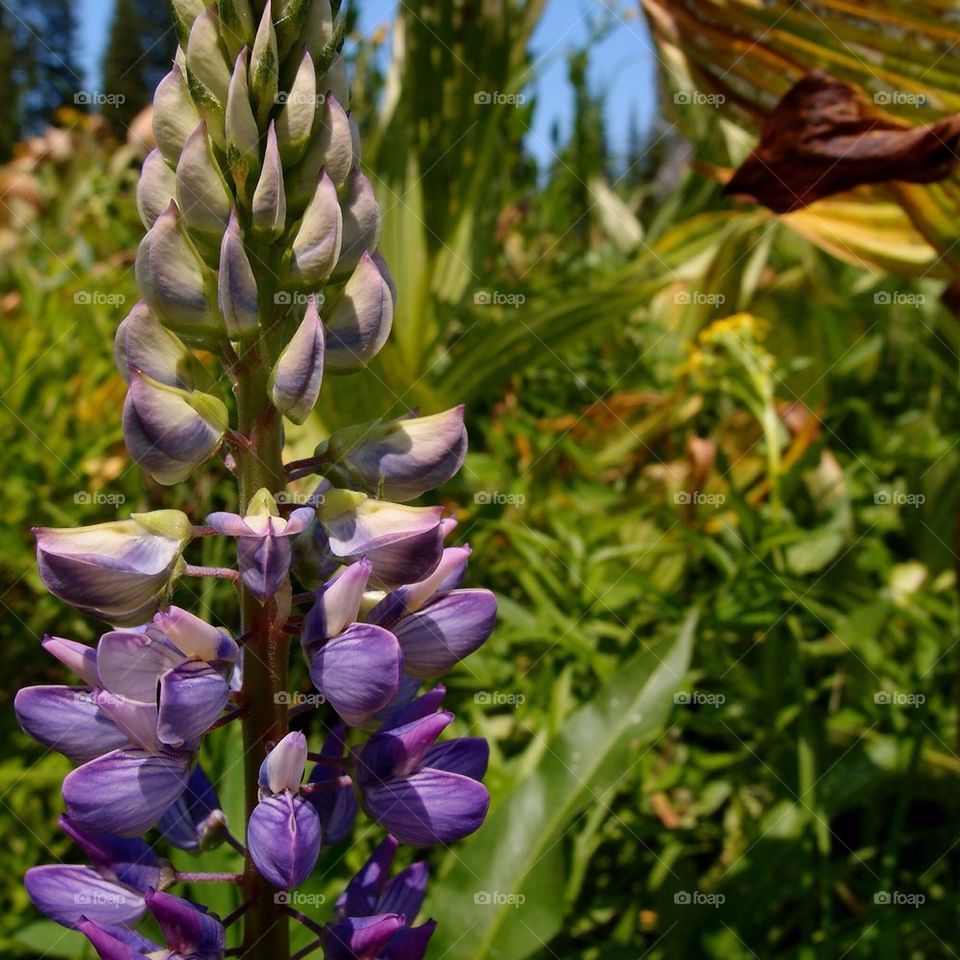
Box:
[428,611,697,960]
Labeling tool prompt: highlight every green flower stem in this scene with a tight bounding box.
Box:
[234,343,291,958]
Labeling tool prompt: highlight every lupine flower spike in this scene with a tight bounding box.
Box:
[18,1,495,956]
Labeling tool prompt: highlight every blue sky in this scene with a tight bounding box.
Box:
[76,0,658,166]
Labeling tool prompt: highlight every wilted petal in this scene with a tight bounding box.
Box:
[218,208,260,339]
[137,148,175,229]
[14,687,130,762]
[393,589,496,678]
[301,558,372,650]
[135,201,219,338]
[325,252,394,372]
[63,749,191,837]
[247,793,321,889]
[25,865,146,929]
[114,302,203,389]
[363,769,489,846]
[268,297,324,423]
[324,406,466,502]
[308,623,402,726]
[259,731,308,794]
[42,635,99,686]
[157,661,230,746]
[145,888,225,958]
[335,169,380,276]
[123,372,228,485]
[289,171,342,285]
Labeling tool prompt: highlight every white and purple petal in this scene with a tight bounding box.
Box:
[247,793,321,889]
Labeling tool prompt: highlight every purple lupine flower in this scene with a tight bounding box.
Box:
[158,763,227,851]
[305,724,358,845]
[78,888,224,960]
[301,560,403,727]
[24,815,166,929]
[320,406,467,502]
[357,689,489,845]
[33,510,193,627]
[323,836,435,960]
[207,488,314,601]
[247,732,322,889]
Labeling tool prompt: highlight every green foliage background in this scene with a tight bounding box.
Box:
[2,1,960,958]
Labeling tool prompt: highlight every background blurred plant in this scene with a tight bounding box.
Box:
[3,0,960,957]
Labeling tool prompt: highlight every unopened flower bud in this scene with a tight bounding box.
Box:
[218,209,261,339]
[176,122,233,239]
[136,149,176,229]
[218,0,255,60]
[33,510,193,626]
[276,49,317,165]
[289,171,342,284]
[302,0,335,60]
[335,168,380,276]
[322,52,350,108]
[250,0,280,127]
[225,49,261,196]
[171,0,207,43]
[324,251,394,371]
[153,65,200,164]
[268,296,325,423]
[123,372,229,485]
[186,8,231,143]
[252,121,287,237]
[114,301,207,389]
[286,94,353,213]
[135,201,220,338]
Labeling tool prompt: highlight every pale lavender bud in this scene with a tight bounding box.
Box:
[289,171,342,284]
[136,148,175,229]
[225,49,261,195]
[268,296,325,423]
[186,8,232,128]
[33,510,193,626]
[250,0,280,127]
[335,168,380,276]
[276,49,317,165]
[171,0,206,43]
[176,122,233,239]
[218,0,255,60]
[114,302,206,389]
[135,201,220,338]
[123,373,229,485]
[153,65,200,164]
[218,209,261,339]
[324,251,394,371]
[302,0,335,60]
[286,94,352,213]
[322,406,467,501]
[323,52,350,108]
[251,122,287,237]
